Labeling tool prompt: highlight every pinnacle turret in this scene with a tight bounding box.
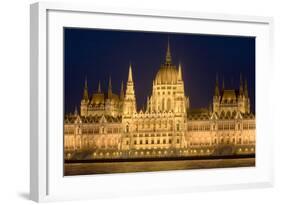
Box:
[82,77,89,101]
[214,74,220,96]
[177,63,183,81]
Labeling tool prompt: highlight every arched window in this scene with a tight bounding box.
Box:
[162,98,165,111]
[167,98,171,111]
[126,125,129,133]
[176,123,180,131]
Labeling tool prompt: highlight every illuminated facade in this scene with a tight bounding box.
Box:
[64,41,255,160]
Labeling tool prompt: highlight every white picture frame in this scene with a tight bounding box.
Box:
[30,2,274,202]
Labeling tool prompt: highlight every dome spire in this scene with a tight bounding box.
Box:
[165,36,172,65]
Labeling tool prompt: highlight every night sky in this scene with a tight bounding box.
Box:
[64,28,255,114]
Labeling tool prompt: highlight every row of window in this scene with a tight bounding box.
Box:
[79,127,121,134]
[134,132,182,137]
[190,138,255,145]
[65,123,255,135]
[157,91,176,95]
[187,123,255,131]
[156,86,177,90]
[126,138,181,145]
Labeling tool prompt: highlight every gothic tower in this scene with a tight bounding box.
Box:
[122,64,137,121]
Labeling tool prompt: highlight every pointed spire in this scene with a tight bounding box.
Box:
[108,76,112,97]
[165,36,172,65]
[244,79,248,98]
[222,76,225,90]
[120,81,124,100]
[177,63,182,81]
[239,73,244,95]
[128,64,133,82]
[97,81,101,93]
[83,77,89,101]
[215,73,220,96]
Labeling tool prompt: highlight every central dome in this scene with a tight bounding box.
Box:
[155,65,178,84]
[154,38,180,85]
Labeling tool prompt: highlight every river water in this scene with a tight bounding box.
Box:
[64,158,255,176]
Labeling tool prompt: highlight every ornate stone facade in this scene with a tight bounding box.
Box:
[64,41,255,160]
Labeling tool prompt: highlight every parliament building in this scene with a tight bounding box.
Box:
[64,41,256,160]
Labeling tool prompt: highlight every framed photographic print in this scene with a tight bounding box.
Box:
[30,2,274,202]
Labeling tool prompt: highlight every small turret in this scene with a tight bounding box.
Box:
[82,77,89,101]
[239,73,244,96]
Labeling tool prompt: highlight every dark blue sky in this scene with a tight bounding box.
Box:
[64,28,255,113]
